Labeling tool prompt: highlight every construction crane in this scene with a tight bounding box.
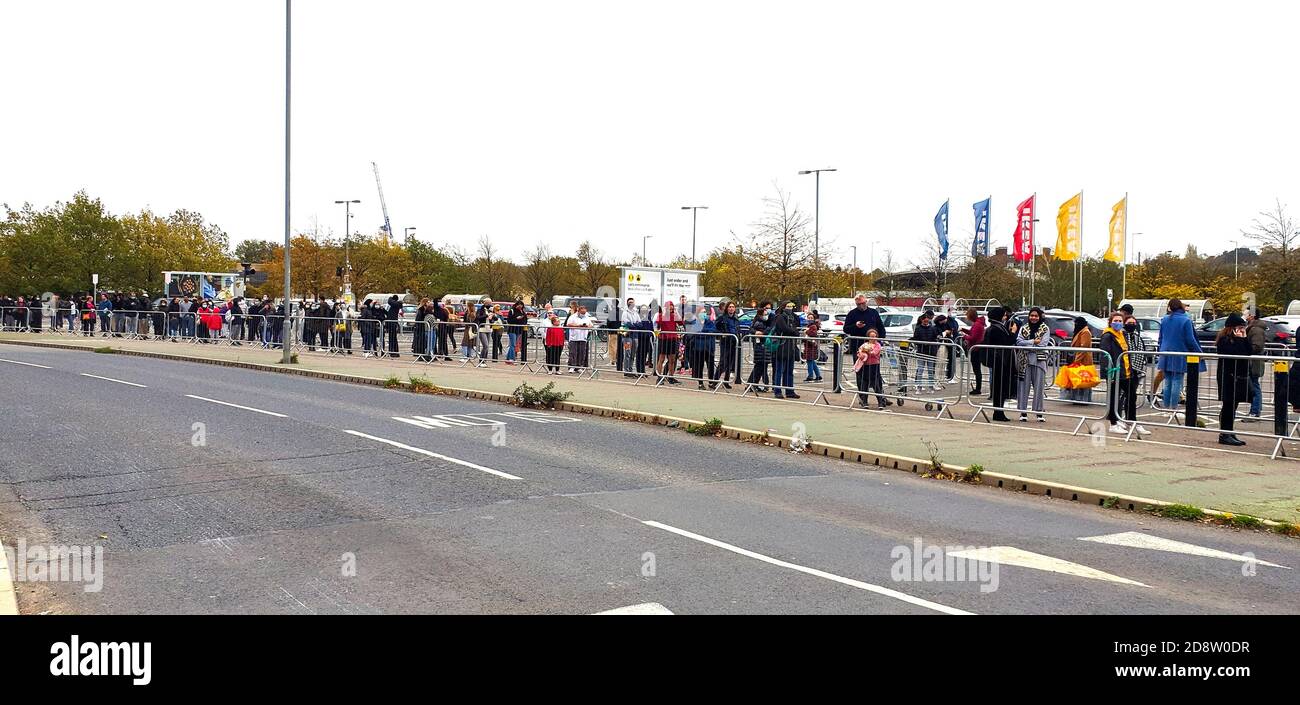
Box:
[372,161,394,247]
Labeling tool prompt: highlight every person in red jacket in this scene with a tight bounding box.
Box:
[656,301,682,385]
[543,312,566,374]
[963,307,987,396]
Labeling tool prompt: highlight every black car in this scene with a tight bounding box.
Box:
[1195,316,1294,347]
[1009,312,1088,344]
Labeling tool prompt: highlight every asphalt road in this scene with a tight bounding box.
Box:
[2,342,1299,615]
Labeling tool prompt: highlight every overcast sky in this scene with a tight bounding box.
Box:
[3,0,1297,270]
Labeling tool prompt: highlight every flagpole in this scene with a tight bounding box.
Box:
[1077,189,1084,311]
[1030,192,1036,307]
[1121,192,1129,303]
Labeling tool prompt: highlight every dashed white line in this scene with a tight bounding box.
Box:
[80,373,147,388]
[184,394,288,418]
[0,358,51,369]
[643,520,974,615]
[344,430,522,481]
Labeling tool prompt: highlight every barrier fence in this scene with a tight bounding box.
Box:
[7,306,1300,460]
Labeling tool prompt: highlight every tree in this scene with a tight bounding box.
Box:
[575,240,617,295]
[1243,200,1300,309]
[469,235,517,299]
[233,239,278,264]
[520,245,568,305]
[741,186,816,302]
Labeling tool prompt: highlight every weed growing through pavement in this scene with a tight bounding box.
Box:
[512,381,572,409]
[686,418,723,436]
[382,375,402,389]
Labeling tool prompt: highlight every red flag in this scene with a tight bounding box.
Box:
[1012,195,1036,263]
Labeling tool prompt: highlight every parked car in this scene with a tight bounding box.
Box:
[1134,317,1161,347]
[881,311,924,339]
[528,307,570,337]
[1196,316,1294,347]
[737,308,808,337]
[1041,309,1106,338]
[1009,311,1081,343]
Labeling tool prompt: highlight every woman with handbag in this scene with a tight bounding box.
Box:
[1062,317,1094,403]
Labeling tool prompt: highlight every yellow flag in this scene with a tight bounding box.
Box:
[1104,197,1126,263]
[1055,192,1082,261]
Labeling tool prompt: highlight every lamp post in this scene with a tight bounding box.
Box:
[281,0,292,364]
[1231,239,1239,280]
[642,235,653,265]
[681,206,708,268]
[334,199,360,301]
[798,168,836,299]
[404,227,417,240]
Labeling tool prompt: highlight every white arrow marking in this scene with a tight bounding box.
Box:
[947,546,1148,587]
[1079,531,1290,569]
[594,602,674,615]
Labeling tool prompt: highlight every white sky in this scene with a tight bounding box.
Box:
[3,0,1297,270]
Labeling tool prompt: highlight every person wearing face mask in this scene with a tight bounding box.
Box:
[1121,314,1152,435]
[1015,307,1051,422]
[1215,313,1252,446]
[963,308,986,395]
[1063,316,1094,403]
[714,302,740,389]
[1100,312,1151,435]
[909,310,940,393]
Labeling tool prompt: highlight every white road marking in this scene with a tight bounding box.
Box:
[595,602,674,615]
[344,430,522,480]
[0,358,51,369]
[184,394,288,418]
[392,416,442,430]
[80,373,147,388]
[643,521,973,615]
[947,546,1148,587]
[1079,531,1290,569]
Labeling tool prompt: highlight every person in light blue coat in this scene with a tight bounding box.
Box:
[1156,299,1205,410]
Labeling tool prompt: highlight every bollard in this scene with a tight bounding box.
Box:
[1275,361,1289,438]
[832,339,843,394]
[1185,356,1200,428]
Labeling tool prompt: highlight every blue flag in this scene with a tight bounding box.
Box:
[934,200,950,260]
[972,197,991,257]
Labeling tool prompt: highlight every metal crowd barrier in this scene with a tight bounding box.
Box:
[965,343,1116,434]
[841,338,968,418]
[1120,348,1298,458]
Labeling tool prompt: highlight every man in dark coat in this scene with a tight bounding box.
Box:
[772,301,802,399]
[1216,313,1252,446]
[983,307,1018,421]
[843,294,887,358]
[385,295,401,357]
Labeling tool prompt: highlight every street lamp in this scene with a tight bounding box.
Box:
[681,206,708,268]
[799,168,836,299]
[334,199,360,300]
[1231,239,1239,280]
[281,0,292,365]
[404,227,417,240]
[642,235,654,265]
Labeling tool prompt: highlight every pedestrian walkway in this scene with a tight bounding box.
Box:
[5,331,1300,524]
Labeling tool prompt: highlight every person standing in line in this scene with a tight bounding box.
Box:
[81,295,97,336]
[843,294,886,359]
[1063,316,1094,403]
[963,307,986,396]
[489,304,505,361]
[1099,311,1150,435]
[566,304,594,372]
[506,301,528,364]
[689,307,718,390]
[1215,313,1252,446]
[633,304,655,375]
[1156,298,1204,415]
[714,301,740,389]
[384,295,402,358]
[771,301,801,399]
[543,311,566,374]
[1015,307,1051,422]
[1245,307,1267,421]
[983,307,1017,422]
[854,329,892,409]
[747,318,771,394]
[475,302,492,367]
[803,313,823,383]
[656,301,682,385]
[412,298,432,362]
[910,311,940,393]
[97,293,112,337]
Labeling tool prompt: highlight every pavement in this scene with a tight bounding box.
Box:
[5,330,1300,525]
[1,338,1300,614]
